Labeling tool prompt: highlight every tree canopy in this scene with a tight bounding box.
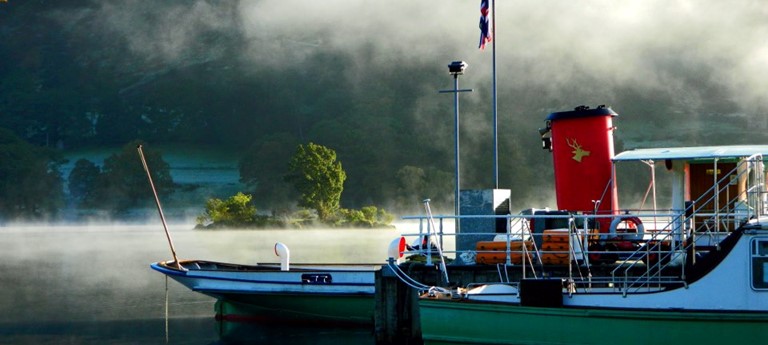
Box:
[195,192,278,229]
[284,142,346,221]
[69,141,174,213]
[0,127,64,221]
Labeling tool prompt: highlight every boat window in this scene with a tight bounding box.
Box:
[751,239,768,290]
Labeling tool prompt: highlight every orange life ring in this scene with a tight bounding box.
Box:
[609,215,644,241]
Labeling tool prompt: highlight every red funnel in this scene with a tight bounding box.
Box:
[543,106,618,228]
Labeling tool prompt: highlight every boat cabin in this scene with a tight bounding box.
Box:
[612,146,768,234]
[610,145,768,261]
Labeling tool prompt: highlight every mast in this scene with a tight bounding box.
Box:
[492,0,498,188]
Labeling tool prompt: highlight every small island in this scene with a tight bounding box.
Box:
[195,142,394,229]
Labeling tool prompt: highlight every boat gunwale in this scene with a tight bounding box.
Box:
[152,260,381,273]
[150,261,378,288]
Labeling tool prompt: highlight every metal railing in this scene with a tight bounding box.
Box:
[398,155,767,296]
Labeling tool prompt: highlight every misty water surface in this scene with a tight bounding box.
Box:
[0,224,408,344]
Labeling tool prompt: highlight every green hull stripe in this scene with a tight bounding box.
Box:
[216,293,374,325]
[420,299,768,345]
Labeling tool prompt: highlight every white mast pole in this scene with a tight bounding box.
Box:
[492,0,499,189]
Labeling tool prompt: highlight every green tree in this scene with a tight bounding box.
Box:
[196,192,267,228]
[339,205,394,228]
[284,142,346,221]
[0,127,64,221]
[89,140,174,212]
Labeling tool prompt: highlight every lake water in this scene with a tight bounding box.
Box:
[0,224,411,344]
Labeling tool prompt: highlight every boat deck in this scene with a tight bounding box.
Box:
[397,259,684,291]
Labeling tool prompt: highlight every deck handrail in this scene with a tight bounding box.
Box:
[612,154,766,292]
[398,153,767,295]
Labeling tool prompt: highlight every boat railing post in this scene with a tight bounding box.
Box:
[423,199,450,284]
[522,214,528,279]
[585,216,591,266]
[439,216,445,259]
[688,208,695,270]
[761,154,768,216]
[585,215,592,291]
[416,215,431,265]
[505,215,512,266]
[714,158,720,232]
[425,216,432,266]
[421,217,426,251]
[567,215,574,295]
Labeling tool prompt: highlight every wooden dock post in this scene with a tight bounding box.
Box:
[374,259,538,344]
[375,260,422,344]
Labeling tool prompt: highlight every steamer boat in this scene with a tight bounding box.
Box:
[151,244,378,326]
[392,106,768,344]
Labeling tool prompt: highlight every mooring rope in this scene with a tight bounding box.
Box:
[386,260,432,291]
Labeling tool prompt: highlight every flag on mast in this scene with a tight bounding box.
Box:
[478,0,492,50]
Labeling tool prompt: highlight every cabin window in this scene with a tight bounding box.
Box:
[751,239,768,290]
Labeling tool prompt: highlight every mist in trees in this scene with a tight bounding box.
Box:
[0,1,559,216]
[1,1,766,221]
[209,143,394,229]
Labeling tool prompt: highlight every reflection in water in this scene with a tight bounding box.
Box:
[217,321,374,345]
[0,224,405,344]
[0,317,217,345]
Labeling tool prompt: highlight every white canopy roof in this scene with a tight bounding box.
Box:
[612,145,768,162]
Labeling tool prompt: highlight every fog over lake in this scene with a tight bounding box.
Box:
[0,224,408,344]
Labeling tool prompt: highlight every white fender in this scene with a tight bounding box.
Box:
[387,237,406,263]
[274,242,290,271]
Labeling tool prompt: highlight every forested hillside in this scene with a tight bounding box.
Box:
[1,1,766,222]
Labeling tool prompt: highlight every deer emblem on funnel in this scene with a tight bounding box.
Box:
[566,138,590,162]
